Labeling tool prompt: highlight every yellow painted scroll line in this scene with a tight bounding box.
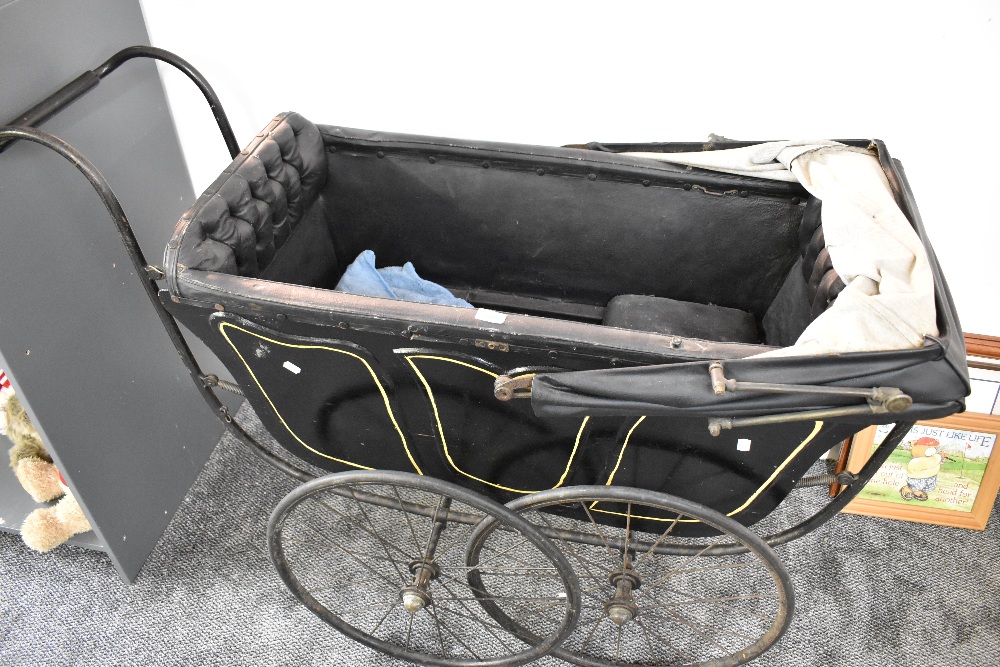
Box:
[404,354,587,494]
[592,419,825,522]
[219,322,422,474]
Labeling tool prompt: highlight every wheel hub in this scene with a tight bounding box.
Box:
[605,559,642,625]
[401,560,439,612]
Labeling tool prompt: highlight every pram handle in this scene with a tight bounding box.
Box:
[0,45,238,159]
[0,125,315,484]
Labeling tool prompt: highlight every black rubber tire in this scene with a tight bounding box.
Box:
[468,485,794,667]
[268,470,581,667]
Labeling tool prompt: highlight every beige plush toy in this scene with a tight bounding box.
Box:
[2,390,92,552]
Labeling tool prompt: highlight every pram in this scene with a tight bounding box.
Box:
[1,47,969,667]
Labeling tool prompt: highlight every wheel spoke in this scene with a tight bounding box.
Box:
[658,604,753,645]
[430,603,448,654]
[448,565,561,574]
[536,512,607,587]
[309,494,413,562]
[579,502,619,567]
[392,485,429,556]
[281,539,411,566]
[517,595,574,620]
[302,522,400,590]
[637,617,696,662]
[635,616,660,662]
[640,535,729,590]
[580,615,605,652]
[344,489,411,583]
[471,537,545,574]
[433,595,565,602]
[368,601,399,636]
[427,605,484,660]
[622,501,632,571]
[432,602,513,634]
[643,599,765,642]
[631,512,683,573]
[671,560,758,576]
[639,585,776,623]
[657,593,779,607]
[424,531,468,566]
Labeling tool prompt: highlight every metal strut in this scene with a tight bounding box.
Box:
[706,361,913,435]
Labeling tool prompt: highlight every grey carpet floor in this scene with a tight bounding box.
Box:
[1,405,998,667]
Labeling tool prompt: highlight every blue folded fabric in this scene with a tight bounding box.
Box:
[335,250,473,308]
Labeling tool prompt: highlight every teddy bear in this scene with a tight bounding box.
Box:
[899,436,943,502]
[1,387,92,552]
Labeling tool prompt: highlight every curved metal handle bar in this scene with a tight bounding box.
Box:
[0,126,313,483]
[93,46,239,159]
[1,45,238,159]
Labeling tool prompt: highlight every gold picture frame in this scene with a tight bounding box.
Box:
[842,413,1000,530]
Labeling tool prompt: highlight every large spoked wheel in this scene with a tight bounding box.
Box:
[268,471,581,667]
[467,486,793,667]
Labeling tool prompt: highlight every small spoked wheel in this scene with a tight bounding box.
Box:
[468,486,793,667]
[268,470,581,666]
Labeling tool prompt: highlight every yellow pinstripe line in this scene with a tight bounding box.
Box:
[219,322,422,474]
[404,355,587,493]
[592,420,826,522]
[602,417,647,486]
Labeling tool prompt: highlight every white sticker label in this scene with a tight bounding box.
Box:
[475,309,507,324]
[283,361,302,375]
[737,439,752,452]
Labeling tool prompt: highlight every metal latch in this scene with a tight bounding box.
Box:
[494,374,534,401]
[706,361,913,436]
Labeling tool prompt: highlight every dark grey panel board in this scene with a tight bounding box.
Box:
[0,0,230,581]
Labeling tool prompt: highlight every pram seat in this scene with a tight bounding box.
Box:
[603,294,761,343]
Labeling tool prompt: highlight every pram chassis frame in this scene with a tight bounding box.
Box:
[1,45,950,666]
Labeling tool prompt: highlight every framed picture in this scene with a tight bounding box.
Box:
[842,413,1000,529]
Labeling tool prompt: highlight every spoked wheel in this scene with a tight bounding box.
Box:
[268,470,581,666]
[467,486,793,667]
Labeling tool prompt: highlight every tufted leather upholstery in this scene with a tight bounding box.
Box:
[166,112,326,283]
[799,197,846,317]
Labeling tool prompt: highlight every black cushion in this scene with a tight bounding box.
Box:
[603,294,760,343]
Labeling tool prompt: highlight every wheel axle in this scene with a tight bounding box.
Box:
[401,560,440,612]
[605,558,641,625]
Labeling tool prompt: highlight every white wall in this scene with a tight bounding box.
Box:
[141,0,1000,336]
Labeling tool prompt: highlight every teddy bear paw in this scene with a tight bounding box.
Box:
[19,493,91,552]
[14,456,65,503]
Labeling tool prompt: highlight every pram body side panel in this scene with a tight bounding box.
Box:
[165,294,857,535]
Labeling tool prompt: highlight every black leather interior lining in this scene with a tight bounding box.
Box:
[603,294,760,344]
[319,127,805,319]
[169,112,326,279]
[168,113,852,348]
